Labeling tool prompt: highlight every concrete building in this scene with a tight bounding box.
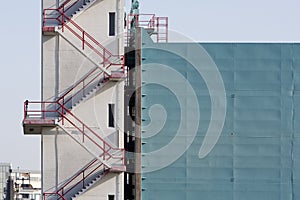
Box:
[0,165,41,200]
[22,0,300,200]
[12,170,41,200]
[0,163,11,200]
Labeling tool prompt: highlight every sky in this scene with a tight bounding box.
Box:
[0,0,300,170]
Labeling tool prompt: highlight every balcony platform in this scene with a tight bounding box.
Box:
[110,165,126,172]
[109,71,126,81]
[42,26,57,36]
[23,118,57,135]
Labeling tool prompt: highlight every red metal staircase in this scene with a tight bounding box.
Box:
[24,100,125,199]
[23,100,126,167]
[56,64,124,111]
[23,1,126,199]
[43,0,124,72]
[44,159,110,200]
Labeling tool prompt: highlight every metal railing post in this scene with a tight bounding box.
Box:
[122,56,125,74]
[156,17,159,42]
[165,18,167,42]
[82,31,85,50]
[24,100,28,119]
[42,102,46,119]
[83,171,85,187]
[103,143,106,160]
[83,80,85,96]
[103,49,105,68]
[123,149,125,165]
[62,98,65,125]
[61,13,64,32]
[82,125,85,143]
[43,12,45,28]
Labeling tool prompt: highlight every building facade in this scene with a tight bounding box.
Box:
[12,170,41,200]
[23,1,300,200]
[0,165,41,200]
[0,163,11,200]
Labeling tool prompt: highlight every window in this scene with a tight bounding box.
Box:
[109,12,116,36]
[108,194,115,200]
[22,194,29,198]
[108,104,115,128]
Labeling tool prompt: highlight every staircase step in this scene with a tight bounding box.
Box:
[68,77,109,110]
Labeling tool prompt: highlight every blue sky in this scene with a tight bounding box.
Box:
[0,0,299,170]
[139,0,300,41]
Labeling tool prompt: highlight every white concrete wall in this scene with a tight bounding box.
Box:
[42,0,125,199]
[42,127,94,192]
[71,81,124,146]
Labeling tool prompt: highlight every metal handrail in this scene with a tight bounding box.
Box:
[56,58,125,112]
[155,16,168,43]
[126,14,168,46]
[44,192,66,200]
[56,158,105,199]
[43,8,124,65]
[57,66,106,110]
[43,6,125,112]
[58,0,79,14]
[40,2,125,199]
[23,101,125,163]
[59,159,101,196]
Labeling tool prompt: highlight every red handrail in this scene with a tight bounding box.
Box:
[24,101,125,164]
[43,8,123,66]
[40,2,125,199]
[56,59,126,112]
[59,110,125,161]
[44,159,109,200]
[57,66,106,110]
[155,16,168,43]
[126,14,168,46]
[29,102,124,200]
[44,192,66,200]
[59,159,100,195]
[44,159,108,199]
[43,7,124,108]
[59,0,79,14]
[57,158,106,198]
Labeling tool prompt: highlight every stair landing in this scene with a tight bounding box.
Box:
[23,118,56,134]
[110,165,126,172]
[110,71,126,81]
[42,26,56,35]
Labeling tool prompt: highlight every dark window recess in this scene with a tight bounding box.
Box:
[109,12,116,36]
[108,104,115,127]
[108,194,115,200]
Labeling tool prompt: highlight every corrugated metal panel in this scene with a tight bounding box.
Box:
[141,31,299,199]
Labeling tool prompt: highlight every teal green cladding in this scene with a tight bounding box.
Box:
[141,32,300,200]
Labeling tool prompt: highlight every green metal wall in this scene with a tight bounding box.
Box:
[141,32,300,200]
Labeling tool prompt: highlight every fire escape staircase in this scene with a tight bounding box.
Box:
[23,0,125,199]
[44,158,111,200]
[43,0,123,74]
